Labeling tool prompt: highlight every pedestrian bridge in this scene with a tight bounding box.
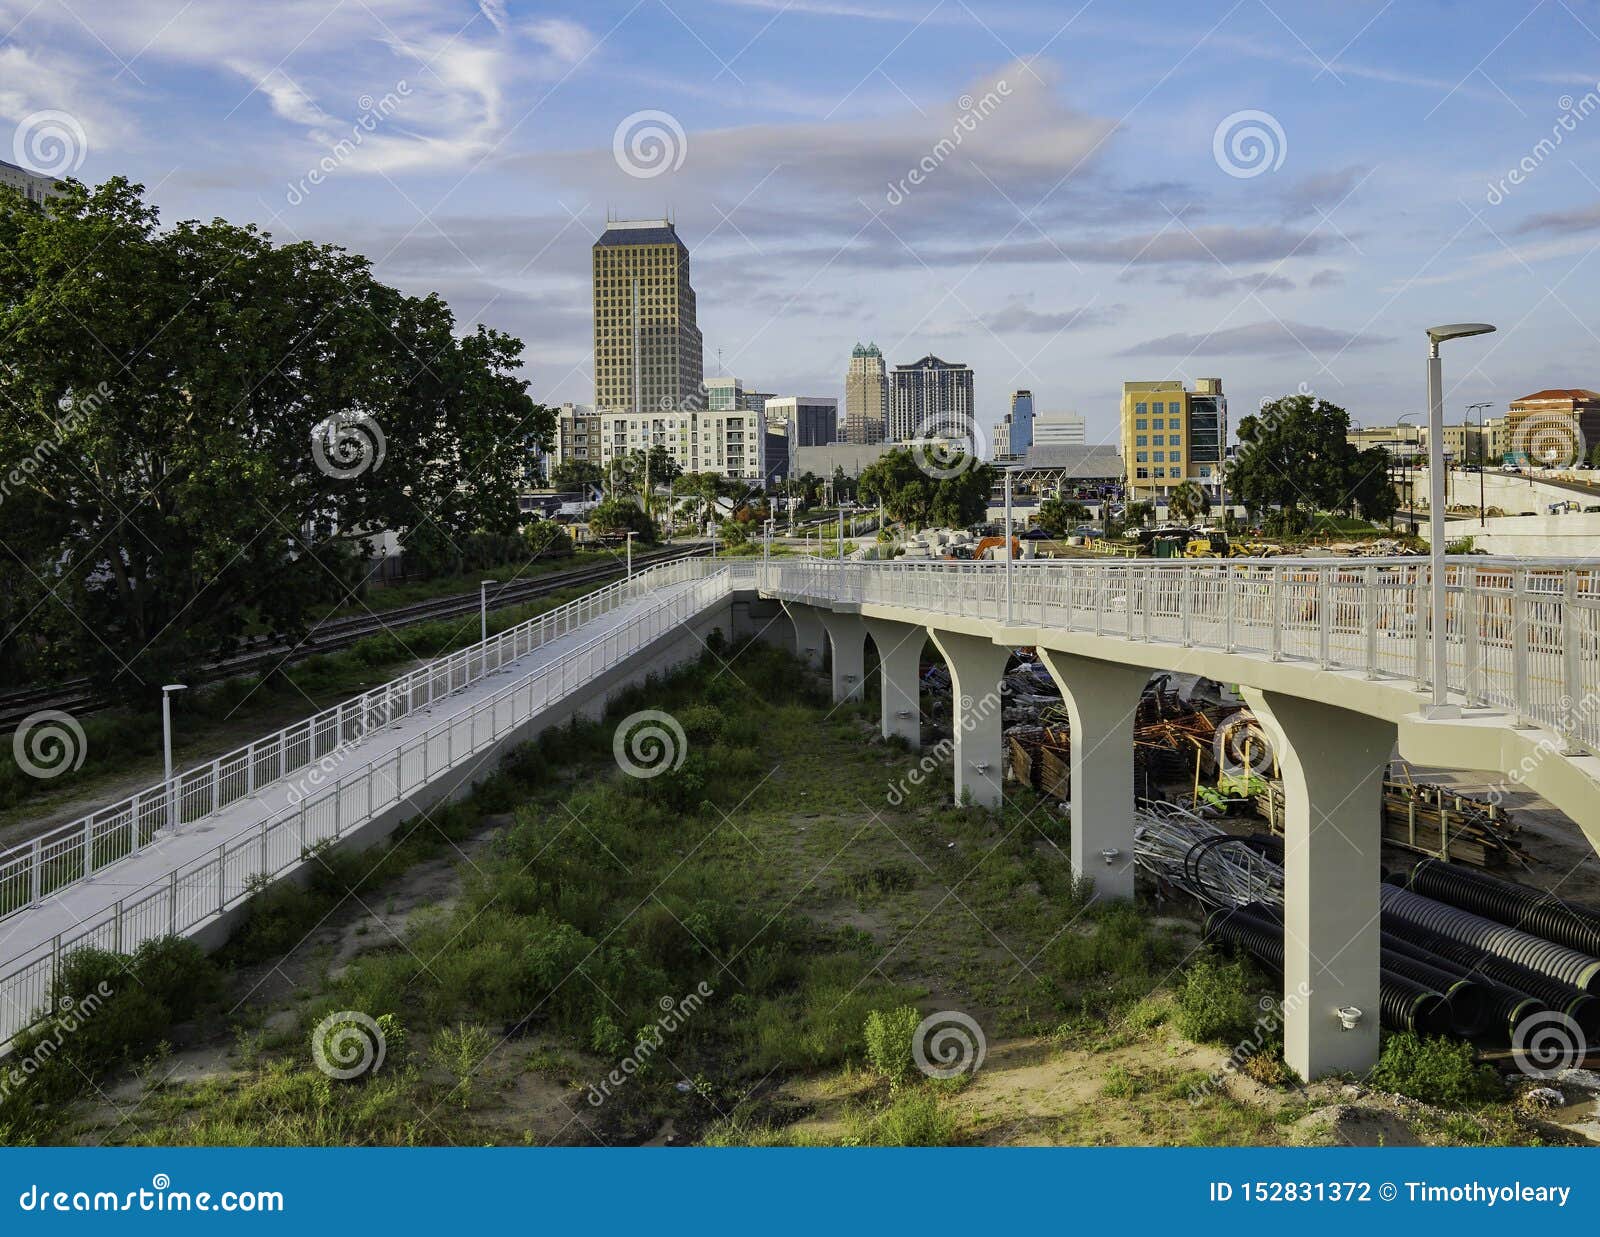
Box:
[2,554,1597,1082]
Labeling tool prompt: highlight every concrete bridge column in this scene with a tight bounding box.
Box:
[816,609,868,704]
[1242,688,1394,1081]
[1036,650,1148,901]
[782,602,827,670]
[864,618,924,747]
[927,630,1010,809]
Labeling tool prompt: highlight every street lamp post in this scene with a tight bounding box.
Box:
[1004,466,1015,624]
[1425,323,1496,718]
[1467,401,1493,526]
[480,580,495,645]
[161,683,188,839]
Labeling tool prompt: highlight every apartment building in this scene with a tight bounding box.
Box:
[1120,378,1227,498]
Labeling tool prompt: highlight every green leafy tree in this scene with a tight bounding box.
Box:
[1124,501,1155,529]
[1166,480,1211,523]
[1037,496,1091,536]
[858,448,993,530]
[587,498,655,542]
[1227,393,1392,523]
[0,177,549,698]
[550,459,602,490]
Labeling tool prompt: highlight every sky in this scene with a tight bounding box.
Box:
[3,0,1600,448]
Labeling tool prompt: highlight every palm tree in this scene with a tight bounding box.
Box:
[1167,480,1211,523]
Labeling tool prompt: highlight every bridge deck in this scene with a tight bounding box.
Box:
[0,580,701,982]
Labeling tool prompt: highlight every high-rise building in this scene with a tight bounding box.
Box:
[844,343,888,444]
[889,354,974,443]
[0,158,61,207]
[764,397,840,447]
[1033,412,1087,446]
[591,219,704,415]
[1121,378,1227,499]
[1008,390,1034,455]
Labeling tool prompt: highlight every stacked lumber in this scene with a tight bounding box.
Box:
[1254,776,1523,868]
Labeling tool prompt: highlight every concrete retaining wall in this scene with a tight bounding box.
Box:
[1415,511,1600,556]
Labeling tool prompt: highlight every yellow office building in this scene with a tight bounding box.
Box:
[1120,378,1227,498]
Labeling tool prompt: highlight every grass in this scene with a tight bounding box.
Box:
[0,573,621,828]
[12,639,1539,1148]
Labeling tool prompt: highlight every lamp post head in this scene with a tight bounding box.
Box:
[162,683,188,695]
[1426,322,1495,356]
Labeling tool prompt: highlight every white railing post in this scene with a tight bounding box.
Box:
[217,845,226,914]
[1317,568,1331,668]
[29,838,41,907]
[168,871,178,936]
[1269,566,1283,662]
[1562,572,1581,740]
[1413,565,1429,686]
[1363,565,1378,678]
[1462,565,1481,704]
[1512,568,1530,725]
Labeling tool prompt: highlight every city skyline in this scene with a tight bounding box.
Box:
[3,1,1594,440]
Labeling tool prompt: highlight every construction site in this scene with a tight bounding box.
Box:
[914,646,1600,1097]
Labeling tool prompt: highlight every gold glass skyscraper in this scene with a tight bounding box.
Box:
[592,219,704,414]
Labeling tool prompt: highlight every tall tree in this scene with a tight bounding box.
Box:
[1226,393,1391,523]
[0,177,552,698]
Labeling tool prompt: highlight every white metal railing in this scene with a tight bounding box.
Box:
[0,567,739,1048]
[760,556,1600,759]
[0,555,720,922]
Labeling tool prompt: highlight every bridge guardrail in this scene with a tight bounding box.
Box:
[0,568,738,1049]
[0,553,721,923]
[760,556,1600,759]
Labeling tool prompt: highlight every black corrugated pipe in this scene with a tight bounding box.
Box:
[1380,950,1490,1036]
[1381,973,1452,1035]
[1405,859,1600,958]
[1381,885,1600,992]
[1205,906,1284,970]
[1383,915,1600,1036]
[1381,930,1543,1042]
[1208,908,1458,1039]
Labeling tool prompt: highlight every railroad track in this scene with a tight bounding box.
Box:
[0,543,711,730]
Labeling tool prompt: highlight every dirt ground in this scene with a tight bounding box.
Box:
[65,717,1600,1148]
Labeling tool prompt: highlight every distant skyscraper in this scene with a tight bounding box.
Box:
[591,219,704,414]
[844,343,888,444]
[889,354,974,443]
[704,376,744,410]
[1032,412,1087,446]
[764,396,840,447]
[1008,390,1034,455]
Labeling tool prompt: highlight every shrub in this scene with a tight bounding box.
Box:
[1368,1032,1502,1107]
[863,1005,922,1086]
[848,1090,957,1146]
[128,937,221,1022]
[1173,954,1257,1044]
[430,1023,496,1109]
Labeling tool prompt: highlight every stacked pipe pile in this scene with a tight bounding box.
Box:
[1132,806,1600,1041]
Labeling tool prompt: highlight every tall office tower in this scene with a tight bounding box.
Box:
[1008,390,1035,455]
[591,218,704,414]
[844,342,888,444]
[1032,412,1087,446]
[889,354,975,443]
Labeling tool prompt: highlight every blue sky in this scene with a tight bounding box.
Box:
[4,0,1600,446]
